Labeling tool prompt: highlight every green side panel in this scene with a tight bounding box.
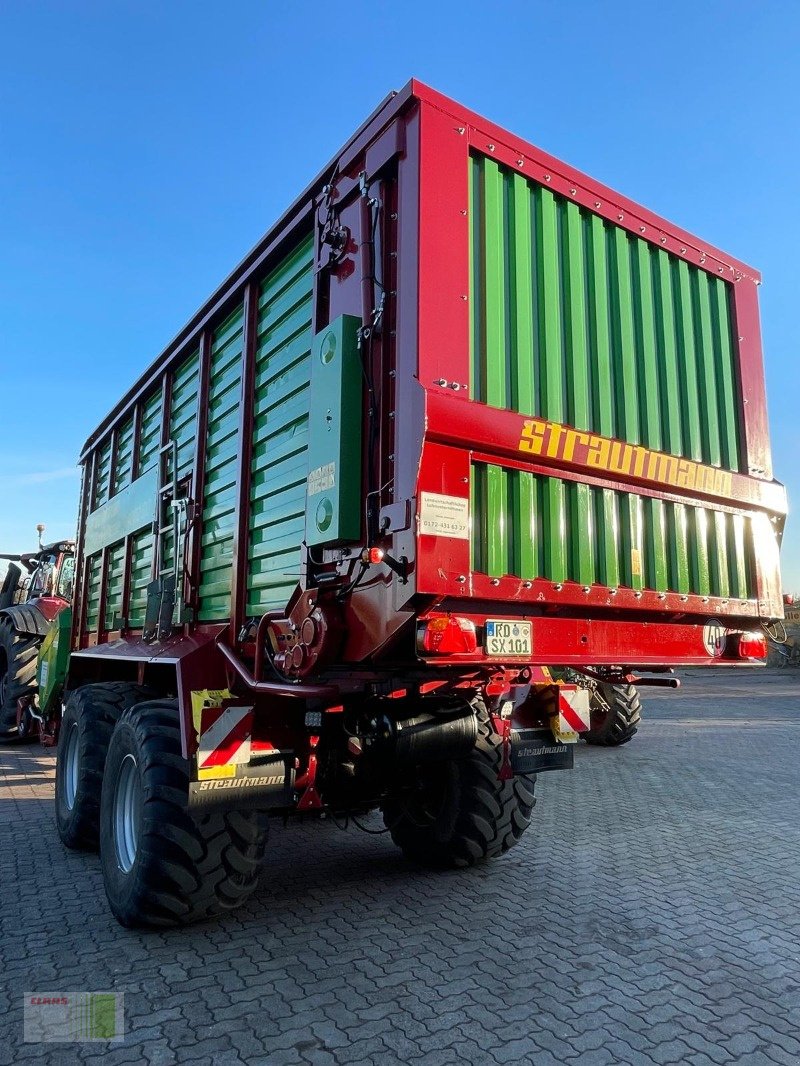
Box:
[92,440,112,510]
[652,249,683,455]
[113,417,134,496]
[85,553,102,631]
[673,259,703,462]
[481,160,507,408]
[104,541,125,629]
[485,464,508,577]
[36,605,71,715]
[170,349,200,480]
[137,389,162,473]
[197,304,244,621]
[643,497,668,592]
[246,234,314,615]
[586,214,615,438]
[693,271,722,466]
[610,227,639,444]
[128,527,154,628]
[729,512,752,601]
[711,277,741,470]
[709,507,729,599]
[632,242,662,450]
[688,506,711,597]
[470,463,753,598]
[595,488,620,588]
[305,314,363,547]
[83,466,158,556]
[509,173,535,415]
[509,469,537,579]
[667,501,691,595]
[534,185,563,422]
[468,153,742,470]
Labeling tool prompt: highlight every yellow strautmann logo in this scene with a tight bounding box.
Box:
[518,418,733,497]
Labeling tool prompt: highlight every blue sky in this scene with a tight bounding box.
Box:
[1,1,798,590]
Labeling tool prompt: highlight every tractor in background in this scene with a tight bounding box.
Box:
[0,526,74,742]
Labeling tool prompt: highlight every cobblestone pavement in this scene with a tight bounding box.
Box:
[2,669,799,1065]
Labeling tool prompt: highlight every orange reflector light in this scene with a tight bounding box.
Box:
[738,632,767,659]
[361,547,385,565]
[418,616,477,655]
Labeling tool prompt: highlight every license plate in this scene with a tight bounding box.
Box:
[484,619,533,657]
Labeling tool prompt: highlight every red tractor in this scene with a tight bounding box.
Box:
[0,527,75,740]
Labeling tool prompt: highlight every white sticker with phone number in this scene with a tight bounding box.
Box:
[419,492,469,540]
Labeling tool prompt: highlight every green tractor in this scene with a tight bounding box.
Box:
[0,526,74,743]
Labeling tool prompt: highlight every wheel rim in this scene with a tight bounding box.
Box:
[113,753,141,873]
[62,722,80,810]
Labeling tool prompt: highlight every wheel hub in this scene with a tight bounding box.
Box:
[62,722,80,810]
[113,753,141,874]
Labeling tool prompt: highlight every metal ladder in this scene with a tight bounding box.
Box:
[143,440,188,641]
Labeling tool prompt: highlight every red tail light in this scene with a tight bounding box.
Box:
[418,616,477,655]
[738,632,767,659]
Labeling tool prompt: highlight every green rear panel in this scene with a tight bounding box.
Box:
[197,306,244,620]
[471,462,753,600]
[469,154,742,467]
[469,154,748,596]
[246,235,314,614]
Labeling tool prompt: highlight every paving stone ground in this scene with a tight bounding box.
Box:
[1,669,799,1065]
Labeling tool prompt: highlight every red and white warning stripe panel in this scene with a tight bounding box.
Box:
[196,704,254,780]
[557,687,591,736]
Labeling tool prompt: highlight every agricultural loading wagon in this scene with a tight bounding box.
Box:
[54,81,785,928]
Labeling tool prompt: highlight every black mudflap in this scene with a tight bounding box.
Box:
[189,752,295,812]
[511,728,574,774]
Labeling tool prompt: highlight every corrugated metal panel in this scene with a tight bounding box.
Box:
[128,528,154,629]
[137,390,162,473]
[113,417,134,496]
[197,306,244,621]
[104,541,125,629]
[170,349,200,480]
[246,234,314,614]
[92,440,112,511]
[85,552,103,631]
[470,462,753,600]
[469,154,742,471]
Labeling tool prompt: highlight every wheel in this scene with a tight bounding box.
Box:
[55,682,154,850]
[99,699,269,928]
[381,700,536,868]
[584,683,641,746]
[0,617,39,738]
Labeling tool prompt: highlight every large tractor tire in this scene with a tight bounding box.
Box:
[55,682,154,850]
[584,683,642,746]
[0,617,39,738]
[99,700,269,928]
[382,701,536,868]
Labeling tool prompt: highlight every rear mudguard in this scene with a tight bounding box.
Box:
[1,603,50,638]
